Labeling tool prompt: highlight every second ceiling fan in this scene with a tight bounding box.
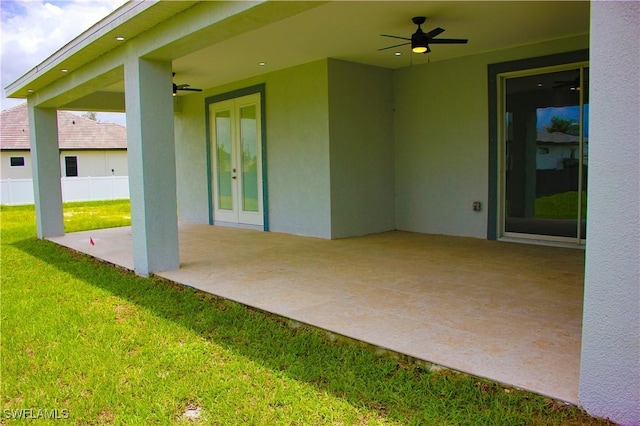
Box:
[172,73,202,96]
[379,16,468,54]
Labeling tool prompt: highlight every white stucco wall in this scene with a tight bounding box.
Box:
[2,150,127,179]
[1,151,32,179]
[124,58,179,276]
[175,36,591,240]
[266,60,331,238]
[579,2,640,425]
[174,94,209,224]
[328,59,395,238]
[393,35,589,238]
[176,58,397,240]
[174,60,332,238]
[59,150,128,177]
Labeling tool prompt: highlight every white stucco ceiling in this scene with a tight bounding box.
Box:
[6,1,590,105]
[169,1,590,95]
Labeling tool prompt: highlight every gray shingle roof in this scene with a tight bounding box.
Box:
[1,103,127,150]
[537,130,579,144]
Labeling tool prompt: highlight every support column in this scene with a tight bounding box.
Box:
[27,103,64,238]
[124,58,179,276]
[579,1,639,425]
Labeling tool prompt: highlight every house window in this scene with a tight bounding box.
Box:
[65,156,78,177]
[10,156,25,167]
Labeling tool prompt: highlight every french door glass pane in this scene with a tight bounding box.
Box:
[240,105,259,212]
[215,110,233,210]
[505,69,584,238]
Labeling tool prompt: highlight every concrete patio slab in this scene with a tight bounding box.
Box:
[49,222,585,403]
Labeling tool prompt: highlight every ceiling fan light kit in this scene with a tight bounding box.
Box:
[379,16,468,55]
[412,45,428,54]
[411,36,429,53]
[411,16,429,53]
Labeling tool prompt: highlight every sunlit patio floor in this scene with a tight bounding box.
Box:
[49,222,585,403]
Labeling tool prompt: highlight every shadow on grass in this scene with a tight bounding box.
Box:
[11,236,607,425]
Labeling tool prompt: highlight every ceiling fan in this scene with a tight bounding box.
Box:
[379,16,468,54]
[553,76,581,91]
[172,73,202,96]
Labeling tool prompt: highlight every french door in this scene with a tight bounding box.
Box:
[499,64,589,243]
[210,93,263,227]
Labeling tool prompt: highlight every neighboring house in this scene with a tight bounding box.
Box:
[534,130,584,172]
[0,103,127,180]
[3,2,638,424]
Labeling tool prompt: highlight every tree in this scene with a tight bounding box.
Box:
[545,116,579,136]
[81,111,97,121]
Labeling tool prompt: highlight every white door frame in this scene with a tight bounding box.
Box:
[208,89,266,230]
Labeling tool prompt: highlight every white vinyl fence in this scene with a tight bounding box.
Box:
[1,176,129,205]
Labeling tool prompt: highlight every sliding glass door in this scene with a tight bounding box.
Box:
[500,64,589,243]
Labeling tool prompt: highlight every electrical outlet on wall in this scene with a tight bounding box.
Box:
[473,201,482,212]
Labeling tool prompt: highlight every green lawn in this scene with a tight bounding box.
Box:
[1,201,611,425]
[535,191,587,220]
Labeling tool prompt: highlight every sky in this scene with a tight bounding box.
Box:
[1,0,128,125]
[537,106,589,137]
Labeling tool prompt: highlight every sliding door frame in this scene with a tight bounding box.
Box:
[487,50,589,242]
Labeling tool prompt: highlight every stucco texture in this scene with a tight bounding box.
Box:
[579,2,640,425]
[328,59,395,238]
[393,35,589,239]
[175,60,332,238]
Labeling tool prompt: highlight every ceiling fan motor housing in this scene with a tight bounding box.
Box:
[412,29,429,48]
[411,17,429,53]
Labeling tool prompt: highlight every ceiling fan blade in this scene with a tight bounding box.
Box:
[380,34,411,41]
[378,42,410,51]
[176,84,191,89]
[425,27,445,39]
[554,77,580,86]
[429,38,468,44]
[179,87,202,92]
